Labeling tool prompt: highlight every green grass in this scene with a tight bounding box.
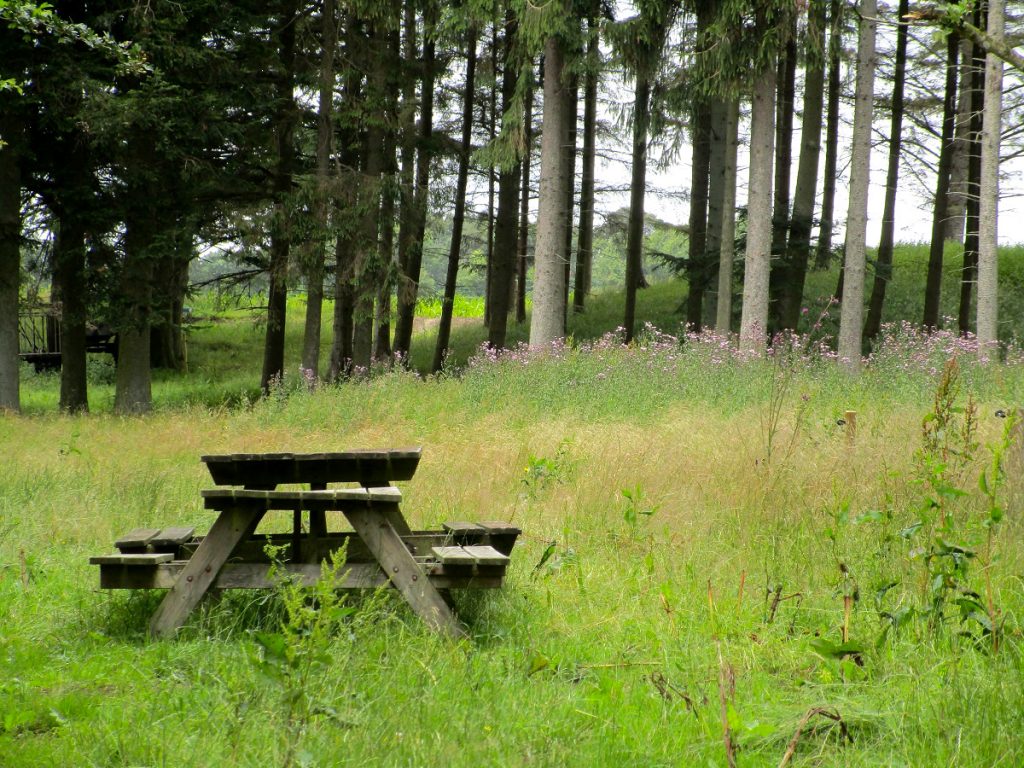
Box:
[4,244,1024,766]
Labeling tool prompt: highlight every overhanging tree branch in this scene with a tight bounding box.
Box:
[906,6,1024,73]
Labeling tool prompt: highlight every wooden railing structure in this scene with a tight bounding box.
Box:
[18,303,117,370]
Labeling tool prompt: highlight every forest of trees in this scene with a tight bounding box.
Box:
[1,0,1023,412]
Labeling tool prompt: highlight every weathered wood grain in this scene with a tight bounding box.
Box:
[432,546,477,564]
[201,487,402,512]
[201,447,422,487]
[476,521,522,535]
[442,521,484,534]
[90,552,173,566]
[346,508,466,639]
[148,506,264,639]
[460,545,511,565]
[150,527,195,548]
[97,561,506,591]
[432,545,509,566]
[114,528,161,551]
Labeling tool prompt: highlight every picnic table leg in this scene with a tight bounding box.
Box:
[360,483,412,538]
[148,507,264,639]
[345,508,466,640]
[310,483,328,539]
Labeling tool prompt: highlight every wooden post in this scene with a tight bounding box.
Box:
[149,507,264,639]
[345,505,466,639]
[844,410,857,445]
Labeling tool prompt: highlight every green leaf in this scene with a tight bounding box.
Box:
[899,522,923,539]
[809,639,865,659]
[856,509,886,524]
[254,631,287,661]
[532,541,557,574]
[726,701,743,730]
[527,652,550,676]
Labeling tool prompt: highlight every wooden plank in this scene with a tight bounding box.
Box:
[461,545,510,566]
[114,528,161,551]
[309,482,328,539]
[201,487,402,512]
[381,506,413,538]
[345,508,466,639]
[90,552,173,566]
[433,545,510,566]
[201,447,423,487]
[151,527,195,547]
[181,531,451,563]
[442,521,484,535]
[432,546,477,565]
[148,506,264,639]
[476,521,522,535]
[97,561,505,591]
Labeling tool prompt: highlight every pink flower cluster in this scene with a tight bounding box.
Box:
[459,318,1022,378]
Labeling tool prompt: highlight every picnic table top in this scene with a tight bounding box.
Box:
[201,447,423,487]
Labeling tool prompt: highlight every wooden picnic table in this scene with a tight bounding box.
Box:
[90,448,520,640]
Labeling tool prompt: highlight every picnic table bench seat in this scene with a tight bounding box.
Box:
[92,522,520,589]
[112,526,196,553]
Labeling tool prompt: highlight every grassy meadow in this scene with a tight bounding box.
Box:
[4,246,1024,766]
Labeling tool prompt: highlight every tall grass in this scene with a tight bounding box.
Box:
[5,323,1024,765]
[4,245,1024,765]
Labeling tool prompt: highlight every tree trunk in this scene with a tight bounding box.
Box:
[837,0,876,373]
[705,98,727,327]
[560,75,578,332]
[0,111,21,412]
[623,74,651,344]
[529,35,570,348]
[431,25,478,373]
[327,26,364,382]
[816,0,843,267]
[959,17,984,337]
[922,33,960,329]
[394,4,418,356]
[150,236,191,370]
[374,123,398,362]
[715,99,740,333]
[686,99,712,330]
[352,21,392,372]
[114,127,164,415]
[771,24,798,258]
[740,65,777,352]
[516,67,534,324]
[946,37,975,243]
[484,21,499,327]
[393,5,436,359]
[573,17,599,313]
[329,223,355,380]
[487,11,521,350]
[776,0,826,331]
[261,0,298,393]
[374,27,403,363]
[54,225,89,412]
[864,0,909,341]
[114,198,156,414]
[976,0,1003,350]
[301,0,337,378]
